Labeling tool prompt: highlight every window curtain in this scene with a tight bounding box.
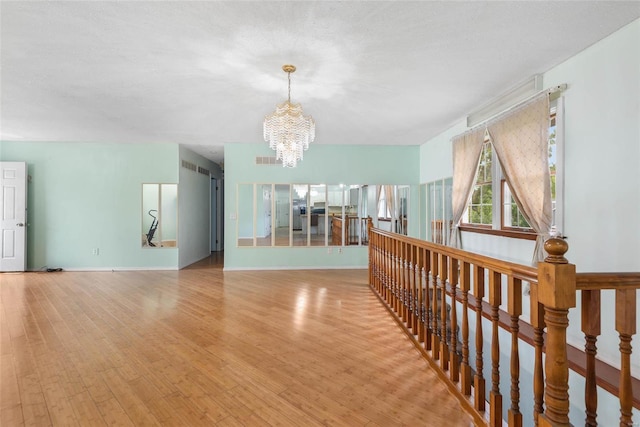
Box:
[376,185,383,219]
[487,93,551,264]
[449,128,485,248]
[384,185,397,232]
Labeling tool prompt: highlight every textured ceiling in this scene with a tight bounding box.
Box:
[1,1,639,166]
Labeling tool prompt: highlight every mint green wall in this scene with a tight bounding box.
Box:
[224,143,420,270]
[0,141,179,270]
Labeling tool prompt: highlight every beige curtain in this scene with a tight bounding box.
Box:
[449,128,486,248]
[487,93,551,263]
[384,185,397,232]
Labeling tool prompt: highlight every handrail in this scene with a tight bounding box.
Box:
[367,225,640,427]
[576,272,640,290]
[372,227,538,284]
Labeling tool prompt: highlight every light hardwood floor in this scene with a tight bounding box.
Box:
[1,256,477,426]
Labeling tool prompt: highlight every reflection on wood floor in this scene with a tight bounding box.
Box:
[0,256,477,426]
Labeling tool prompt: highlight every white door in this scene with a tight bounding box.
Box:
[1,162,27,272]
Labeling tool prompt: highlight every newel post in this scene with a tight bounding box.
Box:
[537,237,576,427]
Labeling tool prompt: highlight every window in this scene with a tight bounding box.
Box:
[502,180,531,229]
[467,142,493,226]
[461,103,560,238]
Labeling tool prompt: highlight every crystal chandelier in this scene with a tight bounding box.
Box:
[263,64,315,168]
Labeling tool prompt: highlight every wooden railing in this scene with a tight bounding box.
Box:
[331,215,371,245]
[367,225,640,426]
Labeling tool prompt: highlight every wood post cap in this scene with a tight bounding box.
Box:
[544,237,569,264]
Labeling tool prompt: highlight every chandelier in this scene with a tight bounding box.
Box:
[263,64,315,168]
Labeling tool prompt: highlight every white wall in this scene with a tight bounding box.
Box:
[419,19,640,426]
[544,20,640,272]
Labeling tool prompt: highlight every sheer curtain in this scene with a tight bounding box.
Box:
[384,185,397,232]
[487,93,551,263]
[449,128,485,248]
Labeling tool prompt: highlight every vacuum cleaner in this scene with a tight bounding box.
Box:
[146,209,159,247]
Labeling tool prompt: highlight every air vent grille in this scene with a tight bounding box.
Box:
[181,160,197,172]
[255,156,282,166]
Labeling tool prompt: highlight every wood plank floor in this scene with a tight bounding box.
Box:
[1,256,477,426]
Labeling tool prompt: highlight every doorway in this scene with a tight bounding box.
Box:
[1,162,27,272]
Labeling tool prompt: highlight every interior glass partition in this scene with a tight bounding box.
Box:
[274,184,290,246]
[327,185,343,246]
[292,184,309,246]
[424,178,453,245]
[236,182,406,247]
[257,184,272,246]
[237,184,255,246]
[309,184,327,246]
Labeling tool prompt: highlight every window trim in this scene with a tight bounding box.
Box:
[459,224,538,241]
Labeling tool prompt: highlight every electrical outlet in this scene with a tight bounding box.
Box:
[338,247,343,254]
[92,248,99,255]
[327,248,333,254]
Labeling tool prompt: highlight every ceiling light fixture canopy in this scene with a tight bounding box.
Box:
[263,64,315,168]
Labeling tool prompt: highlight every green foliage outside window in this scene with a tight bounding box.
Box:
[468,143,493,225]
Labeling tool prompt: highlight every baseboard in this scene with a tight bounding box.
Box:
[223,265,367,272]
[45,267,179,272]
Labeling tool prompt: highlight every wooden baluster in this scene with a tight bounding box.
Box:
[460,261,472,396]
[400,240,406,318]
[489,271,502,427]
[376,233,381,293]
[424,248,432,351]
[387,236,392,300]
[382,236,390,304]
[389,238,395,308]
[395,239,402,315]
[397,242,407,325]
[387,236,393,302]
[373,233,379,292]
[530,282,546,426]
[406,243,413,327]
[581,289,600,427]
[474,265,486,412]
[537,237,576,427]
[379,235,384,294]
[616,288,636,427]
[439,253,450,371]
[403,242,409,323]
[417,246,425,343]
[412,245,419,333]
[370,228,376,290]
[449,257,460,382]
[383,235,388,299]
[508,276,523,427]
[368,231,372,286]
[377,234,382,293]
[431,250,440,360]
[404,242,410,324]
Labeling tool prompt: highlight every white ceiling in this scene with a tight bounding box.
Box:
[1,1,639,166]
